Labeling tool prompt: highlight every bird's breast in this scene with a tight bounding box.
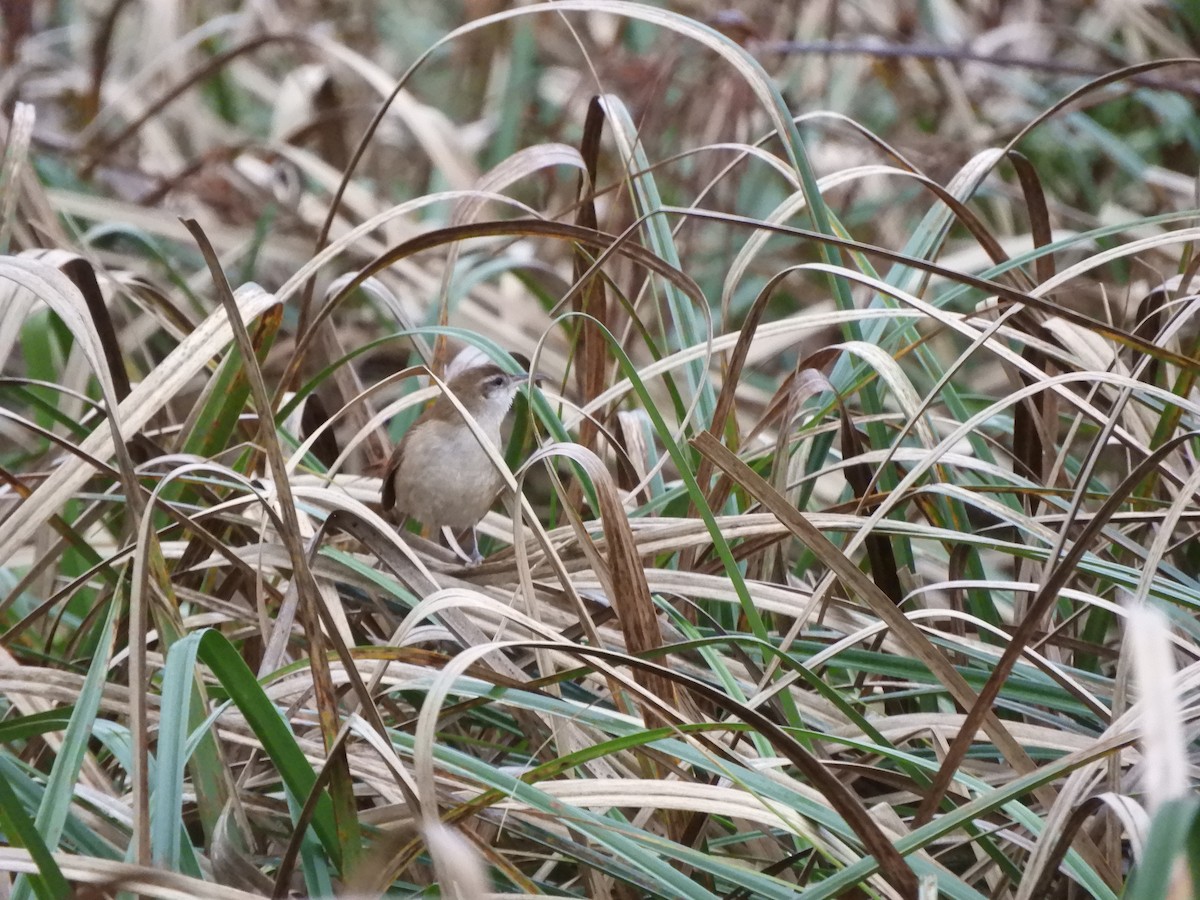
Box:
[390,420,505,530]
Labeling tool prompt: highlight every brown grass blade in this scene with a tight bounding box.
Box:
[573,97,615,457]
[182,217,360,872]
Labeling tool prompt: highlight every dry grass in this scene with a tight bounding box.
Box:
[2,1,1200,897]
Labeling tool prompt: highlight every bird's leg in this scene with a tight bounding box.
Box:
[442,526,483,567]
[464,527,483,567]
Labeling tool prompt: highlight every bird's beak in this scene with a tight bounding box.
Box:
[512,370,545,387]
[509,353,547,387]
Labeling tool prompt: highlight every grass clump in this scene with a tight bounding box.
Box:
[2,2,1199,897]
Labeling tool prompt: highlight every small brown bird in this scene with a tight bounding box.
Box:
[381,363,529,559]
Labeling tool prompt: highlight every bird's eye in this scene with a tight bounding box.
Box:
[485,375,506,389]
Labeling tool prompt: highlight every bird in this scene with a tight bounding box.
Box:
[381,362,529,562]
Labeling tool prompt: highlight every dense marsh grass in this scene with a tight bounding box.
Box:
[2,1,1200,897]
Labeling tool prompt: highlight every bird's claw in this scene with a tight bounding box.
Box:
[444,526,484,567]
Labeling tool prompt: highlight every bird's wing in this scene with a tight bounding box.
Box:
[380,436,406,511]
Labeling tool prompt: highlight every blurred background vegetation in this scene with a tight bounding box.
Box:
[2,1,1200,897]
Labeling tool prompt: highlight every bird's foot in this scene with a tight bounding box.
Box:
[444,526,484,568]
